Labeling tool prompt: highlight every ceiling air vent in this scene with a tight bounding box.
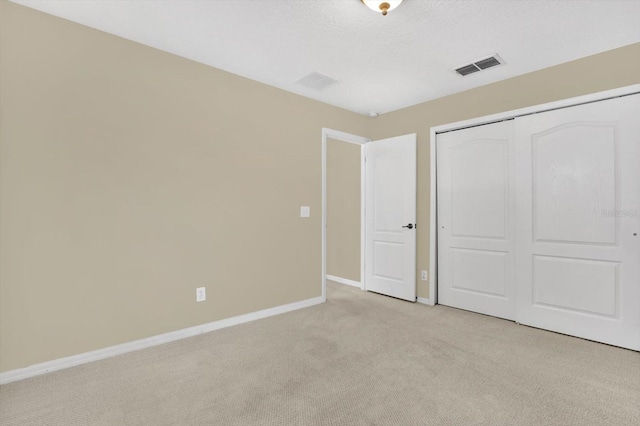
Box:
[455,64,481,76]
[295,72,339,91]
[453,54,504,77]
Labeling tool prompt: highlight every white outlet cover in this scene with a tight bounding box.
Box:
[300,206,310,218]
[421,271,428,281]
[196,287,206,302]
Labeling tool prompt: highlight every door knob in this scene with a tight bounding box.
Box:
[402,224,414,229]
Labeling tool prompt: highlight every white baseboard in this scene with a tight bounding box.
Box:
[0,296,324,385]
[417,297,433,306]
[326,275,362,289]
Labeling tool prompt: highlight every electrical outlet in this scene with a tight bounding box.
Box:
[421,270,428,281]
[196,287,206,302]
[300,206,310,218]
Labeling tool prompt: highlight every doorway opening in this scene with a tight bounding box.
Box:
[321,128,368,301]
[322,129,418,302]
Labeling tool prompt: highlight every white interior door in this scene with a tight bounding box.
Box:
[365,134,417,301]
[437,121,517,320]
[515,94,640,350]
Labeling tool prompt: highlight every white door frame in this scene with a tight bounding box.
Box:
[428,83,640,306]
[321,128,370,301]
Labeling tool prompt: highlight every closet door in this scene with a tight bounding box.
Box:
[437,120,517,320]
[515,95,640,350]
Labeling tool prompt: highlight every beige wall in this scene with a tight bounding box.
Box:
[0,1,369,372]
[369,42,640,299]
[326,138,361,282]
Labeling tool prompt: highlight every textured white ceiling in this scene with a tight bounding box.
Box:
[11,0,640,115]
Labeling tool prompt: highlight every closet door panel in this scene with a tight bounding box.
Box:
[437,120,517,320]
[515,94,640,350]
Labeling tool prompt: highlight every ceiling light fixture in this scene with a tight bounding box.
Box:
[361,0,403,16]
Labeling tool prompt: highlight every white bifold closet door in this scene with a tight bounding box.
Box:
[437,94,640,350]
[437,121,517,320]
[515,95,640,350]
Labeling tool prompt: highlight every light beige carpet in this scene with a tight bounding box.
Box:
[1,281,639,425]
